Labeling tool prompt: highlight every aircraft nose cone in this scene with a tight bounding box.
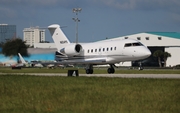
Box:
[144,49,151,57]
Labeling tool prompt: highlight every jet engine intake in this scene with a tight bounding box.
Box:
[60,44,82,56]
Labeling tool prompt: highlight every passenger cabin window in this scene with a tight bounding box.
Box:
[91,49,93,53]
[111,47,113,51]
[87,46,119,53]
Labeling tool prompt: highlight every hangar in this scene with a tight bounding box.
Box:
[113,32,180,67]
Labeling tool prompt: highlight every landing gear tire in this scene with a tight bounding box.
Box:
[138,66,143,70]
[86,69,93,74]
[107,68,115,74]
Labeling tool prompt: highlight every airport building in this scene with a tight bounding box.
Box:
[113,32,180,67]
[0,24,16,43]
[34,43,56,48]
[23,27,45,47]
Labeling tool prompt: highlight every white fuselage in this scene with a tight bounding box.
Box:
[48,24,151,74]
[48,24,151,65]
[58,39,151,65]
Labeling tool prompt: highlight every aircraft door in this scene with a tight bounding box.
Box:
[123,44,136,60]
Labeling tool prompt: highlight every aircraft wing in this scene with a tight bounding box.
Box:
[33,61,57,66]
[57,57,107,65]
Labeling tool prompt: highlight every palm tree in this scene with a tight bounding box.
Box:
[163,52,171,67]
[153,50,163,67]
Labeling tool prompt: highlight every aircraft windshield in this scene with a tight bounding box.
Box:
[124,42,143,47]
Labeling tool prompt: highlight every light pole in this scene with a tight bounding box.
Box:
[72,8,82,43]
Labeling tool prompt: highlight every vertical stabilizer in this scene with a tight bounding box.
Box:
[48,24,70,51]
[18,53,26,64]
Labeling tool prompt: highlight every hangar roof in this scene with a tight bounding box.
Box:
[146,32,180,39]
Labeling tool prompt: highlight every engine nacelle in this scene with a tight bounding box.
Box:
[60,44,82,56]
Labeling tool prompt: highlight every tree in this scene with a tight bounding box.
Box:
[163,52,171,67]
[153,50,163,67]
[0,42,4,53]
[0,42,4,47]
[153,50,172,67]
[2,38,29,62]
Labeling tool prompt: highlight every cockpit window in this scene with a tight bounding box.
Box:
[124,43,132,47]
[124,42,143,47]
[132,42,142,46]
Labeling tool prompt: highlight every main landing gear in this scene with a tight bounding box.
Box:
[85,64,116,74]
[85,65,93,74]
[86,69,93,74]
[107,64,115,74]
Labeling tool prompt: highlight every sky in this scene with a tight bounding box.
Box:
[0,0,180,43]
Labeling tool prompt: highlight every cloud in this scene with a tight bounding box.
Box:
[92,0,136,10]
[0,0,85,8]
[1,0,180,11]
[79,0,178,15]
[97,0,180,13]
[0,7,17,18]
[171,13,180,24]
[0,0,180,20]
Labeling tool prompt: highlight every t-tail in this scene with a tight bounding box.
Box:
[18,53,26,64]
[48,24,70,51]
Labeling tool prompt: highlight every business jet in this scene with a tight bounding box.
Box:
[48,24,151,74]
[1,53,27,68]
[19,53,57,68]
[18,53,27,64]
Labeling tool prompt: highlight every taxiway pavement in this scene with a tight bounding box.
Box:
[0,73,180,79]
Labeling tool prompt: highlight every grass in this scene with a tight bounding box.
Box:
[0,67,180,74]
[0,75,179,113]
